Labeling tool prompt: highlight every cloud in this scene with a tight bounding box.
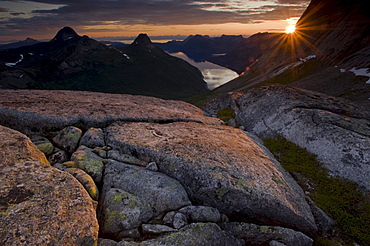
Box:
[0,0,309,40]
[10,12,26,16]
[0,7,9,12]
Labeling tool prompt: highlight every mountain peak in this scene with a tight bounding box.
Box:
[51,27,80,42]
[25,37,37,43]
[133,33,153,46]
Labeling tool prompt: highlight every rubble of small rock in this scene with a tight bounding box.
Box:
[0,89,337,245]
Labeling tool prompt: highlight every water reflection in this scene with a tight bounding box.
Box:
[170,52,238,89]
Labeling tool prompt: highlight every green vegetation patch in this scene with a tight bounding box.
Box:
[216,107,235,122]
[263,136,370,245]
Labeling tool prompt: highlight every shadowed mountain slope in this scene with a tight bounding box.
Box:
[0,27,208,100]
[205,0,370,108]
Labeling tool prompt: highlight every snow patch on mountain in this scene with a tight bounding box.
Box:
[6,54,24,67]
[349,68,370,84]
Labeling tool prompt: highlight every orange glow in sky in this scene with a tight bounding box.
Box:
[0,0,309,42]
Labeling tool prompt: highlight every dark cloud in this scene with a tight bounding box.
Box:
[0,0,309,40]
[10,12,26,16]
[0,7,9,12]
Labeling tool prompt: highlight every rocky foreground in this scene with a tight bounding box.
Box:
[204,85,370,192]
[0,89,338,245]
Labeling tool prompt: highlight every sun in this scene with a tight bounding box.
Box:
[285,24,296,34]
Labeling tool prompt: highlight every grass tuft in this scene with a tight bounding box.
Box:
[216,107,235,122]
[263,136,370,245]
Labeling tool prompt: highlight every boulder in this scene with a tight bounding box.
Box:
[101,160,191,217]
[173,212,188,229]
[106,121,317,235]
[31,135,54,155]
[178,205,221,223]
[0,125,98,245]
[99,188,154,237]
[220,222,313,246]
[71,145,104,183]
[141,224,177,235]
[234,85,370,190]
[108,150,147,167]
[48,147,69,164]
[146,162,158,171]
[80,127,105,148]
[99,238,118,246]
[64,168,99,200]
[140,223,244,246]
[52,126,82,153]
[307,197,335,236]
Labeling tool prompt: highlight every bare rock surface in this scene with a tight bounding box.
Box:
[99,188,154,237]
[53,126,82,153]
[80,127,105,148]
[139,223,244,246]
[0,125,99,245]
[101,160,192,217]
[220,222,314,246]
[0,89,221,135]
[234,85,370,190]
[106,121,317,235]
[71,145,105,184]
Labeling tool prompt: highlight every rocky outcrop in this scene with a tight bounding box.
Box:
[0,89,220,135]
[105,121,317,236]
[204,85,370,191]
[0,89,332,245]
[0,125,99,245]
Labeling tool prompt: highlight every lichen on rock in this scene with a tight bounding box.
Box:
[0,125,99,246]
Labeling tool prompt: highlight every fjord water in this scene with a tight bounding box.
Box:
[170,52,239,89]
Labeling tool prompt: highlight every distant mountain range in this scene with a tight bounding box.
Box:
[157,34,245,62]
[0,27,208,100]
[0,38,41,50]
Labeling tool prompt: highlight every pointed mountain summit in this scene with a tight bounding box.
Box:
[0,29,207,100]
[133,33,153,46]
[51,26,80,42]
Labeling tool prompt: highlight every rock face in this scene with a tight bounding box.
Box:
[106,121,317,235]
[220,222,314,246]
[0,89,220,135]
[0,125,99,245]
[1,89,328,245]
[141,223,244,246]
[205,85,370,191]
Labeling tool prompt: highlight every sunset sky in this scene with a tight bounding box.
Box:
[0,0,309,43]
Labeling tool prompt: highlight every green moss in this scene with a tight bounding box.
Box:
[35,142,54,155]
[104,208,118,230]
[216,107,235,122]
[263,136,370,245]
[237,178,250,192]
[215,188,229,199]
[167,162,175,172]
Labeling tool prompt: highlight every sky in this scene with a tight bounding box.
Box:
[0,0,310,43]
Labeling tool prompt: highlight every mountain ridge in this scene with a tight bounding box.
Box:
[203,0,370,108]
[0,27,208,100]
